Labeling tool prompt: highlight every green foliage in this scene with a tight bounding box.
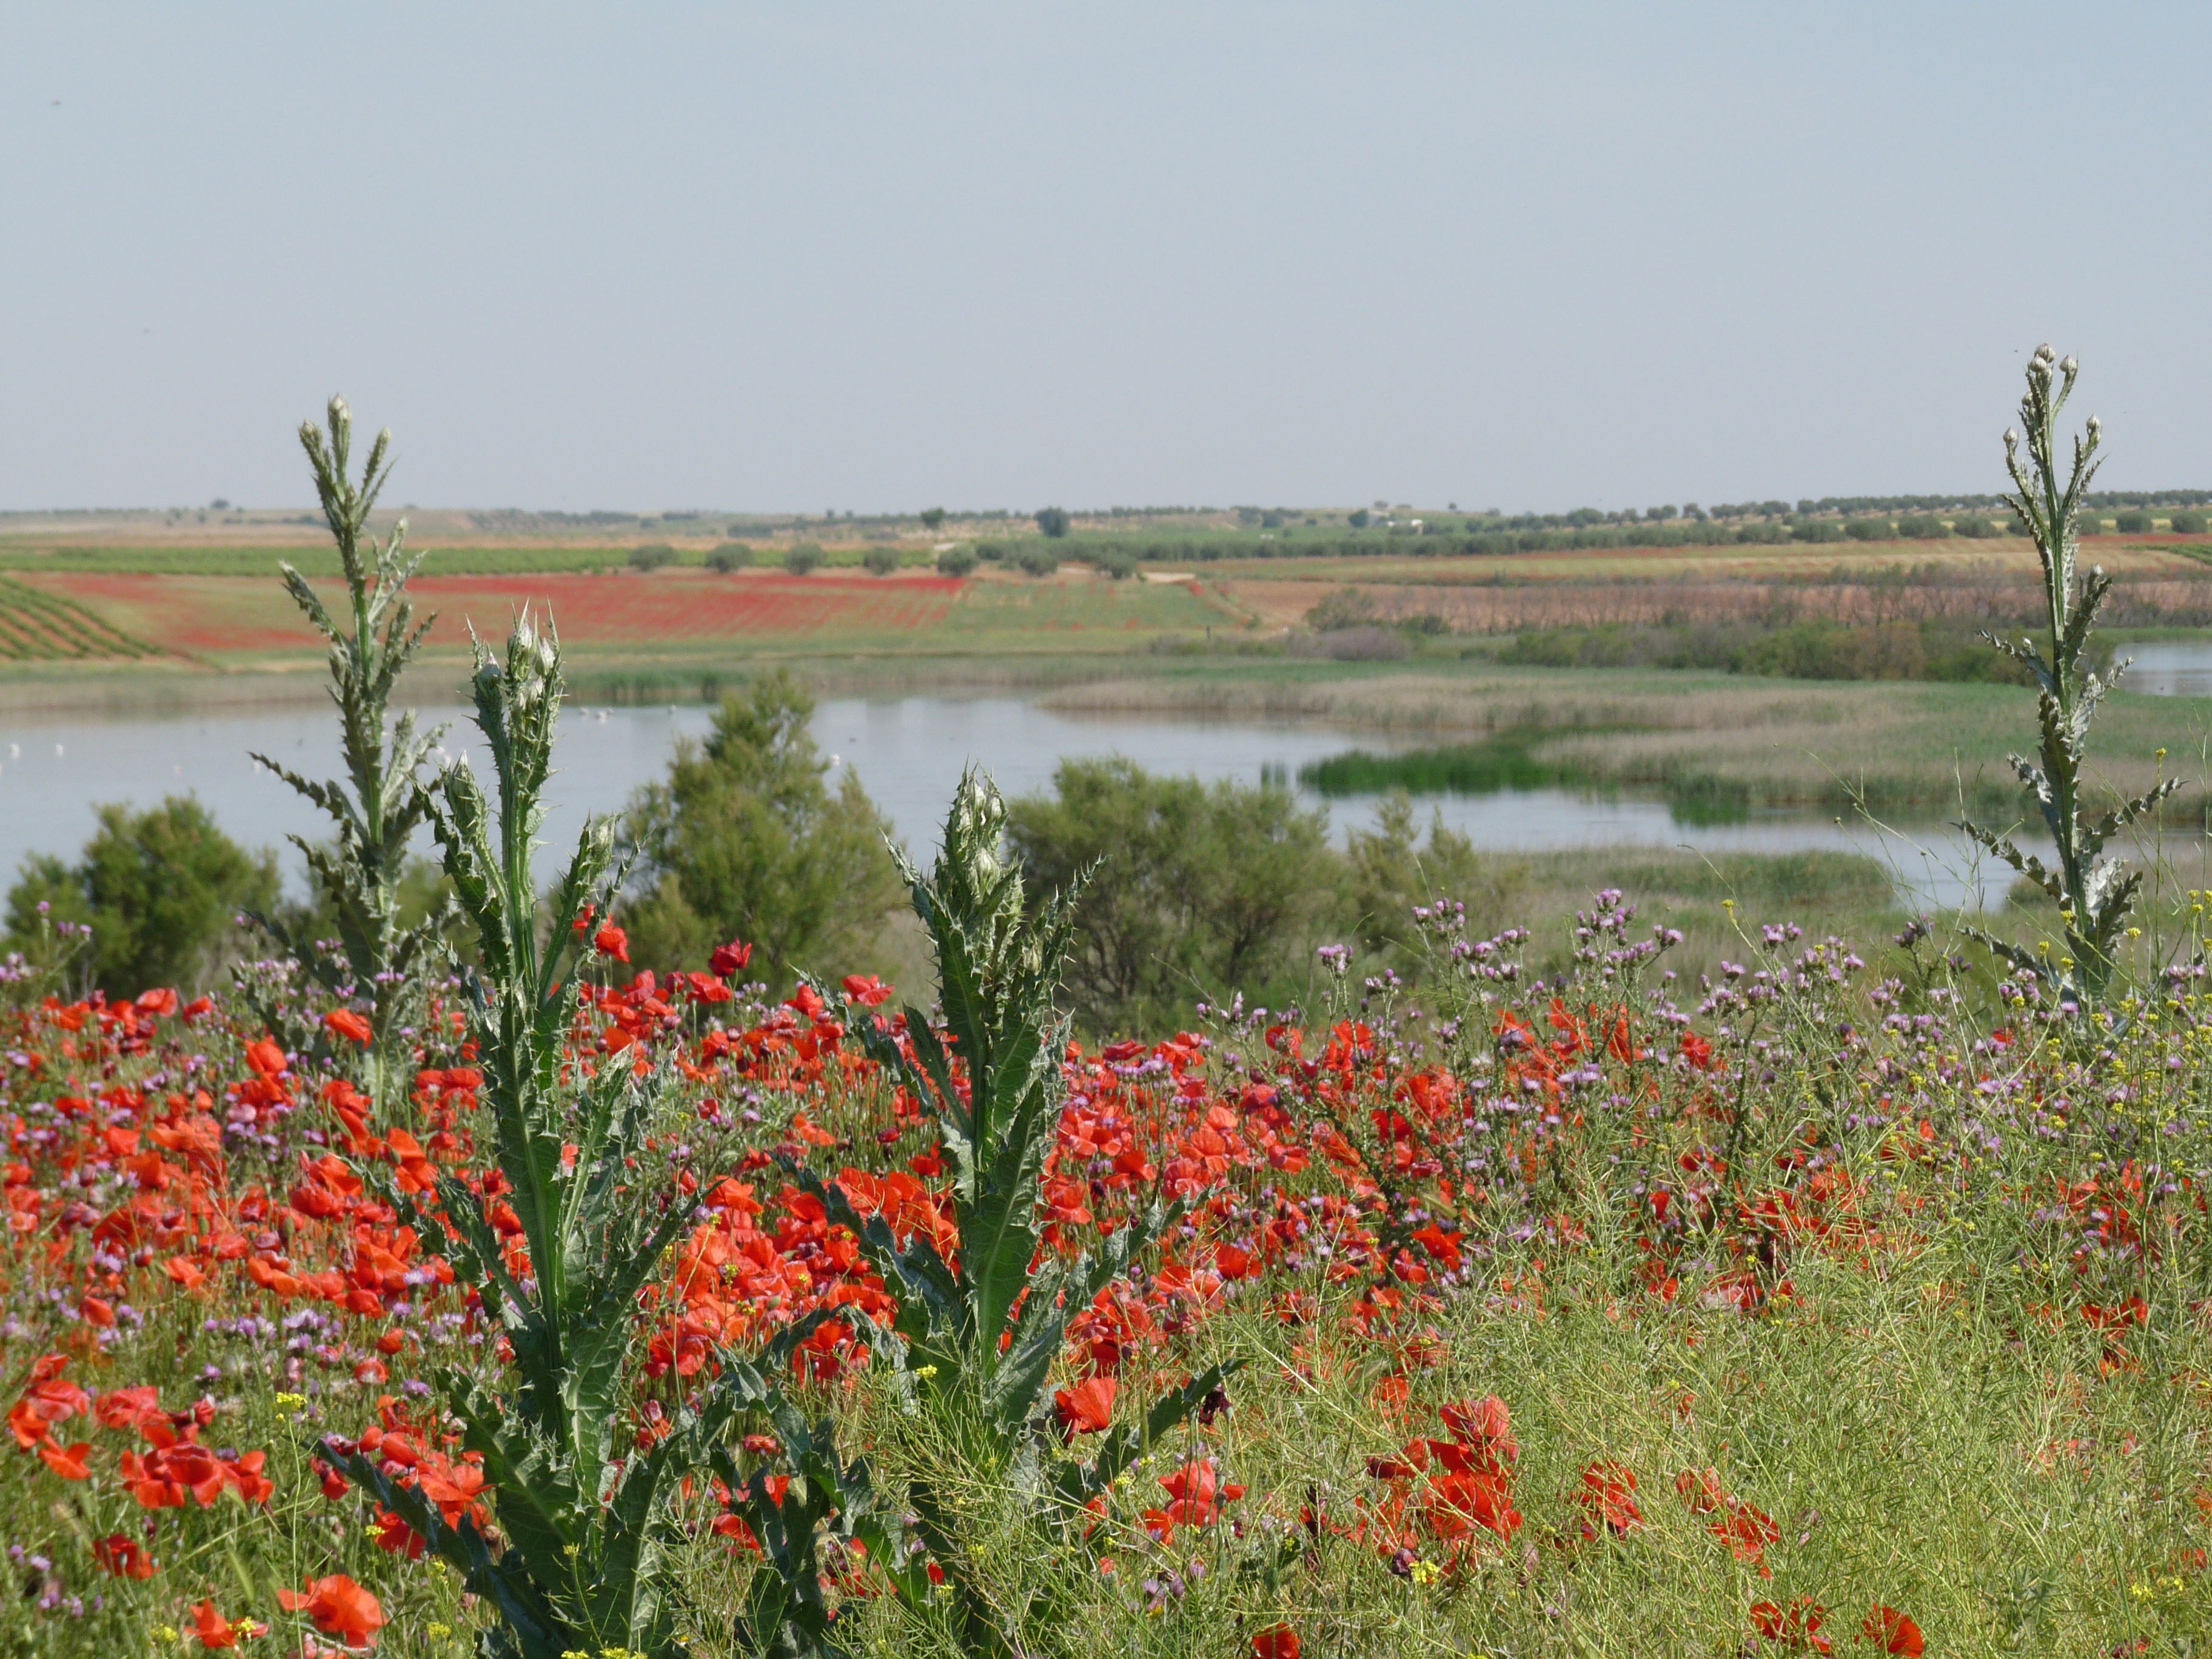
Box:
[1344,793,1489,962]
[2174,511,2208,534]
[244,398,447,1107]
[1497,617,2043,685]
[919,507,947,531]
[935,546,979,577]
[1959,346,2179,997]
[708,541,756,572]
[783,543,825,575]
[620,671,903,980]
[790,771,1237,1654]
[862,545,902,577]
[1012,546,1059,578]
[1007,759,1336,1031]
[326,618,722,1659]
[1033,506,1070,538]
[1843,517,1895,540]
[631,542,680,570]
[1089,547,1139,580]
[2114,510,2153,534]
[5,797,278,996]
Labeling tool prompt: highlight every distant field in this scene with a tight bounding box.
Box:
[5,565,1237,670]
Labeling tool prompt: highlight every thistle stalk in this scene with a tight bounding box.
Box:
[323,618,878,1659]
[248,397,444,1110]
[1959,346,2178,998]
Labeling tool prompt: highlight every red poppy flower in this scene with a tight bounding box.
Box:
[1252,1626,1301,1659]
[36,1440,92,1480]
[1053,1375,1116,1434]
[279,1574,384,1649]
[1576,1459,1643,1535]
[244,1039,288,1076]
[841,974,894,1007]
[323,1009,374,1045]
[192,1599,249,1649]
[92,1533,155,1578]
[1158,1456,1244,1525]
[1862,1606,1924,1656]
[594,923,630,962]
[1751,1596,1831,1652]
[710,939,754,976]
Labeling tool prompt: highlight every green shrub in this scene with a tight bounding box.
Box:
[2114,509,2153,534]
[1007,758,1336,1032]
[5,797,278,996]
[629,542,679,570]
[1034,506,1070,538]
[783,543,825,575]
[1013,546,1059,577]
[935,546,979,577]
[1895,514,1952,538]
[1090,548,1139,580]
[706,541,754,572]
[1843,517,1894,541]
[1791,518,1845,542]
[862,545,902,577]
[1954,515,2002,538]
[620,670,903,981]
[2174,510,2208,534]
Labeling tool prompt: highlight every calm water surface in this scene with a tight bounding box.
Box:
[0,691,2133,915]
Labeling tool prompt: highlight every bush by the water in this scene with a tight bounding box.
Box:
[4,796,277,995]
[1499,615,2062,684]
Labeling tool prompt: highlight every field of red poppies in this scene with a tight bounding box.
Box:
[7,869,2212,1657]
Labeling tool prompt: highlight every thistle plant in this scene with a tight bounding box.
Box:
[793,771,1238,1655]
[1959,345,2179,997]
[249,397,444,1108]
[325,618,786,1659]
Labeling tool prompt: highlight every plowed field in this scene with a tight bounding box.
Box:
[0,575,161,660]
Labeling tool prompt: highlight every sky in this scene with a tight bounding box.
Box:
[3,3,2208,516]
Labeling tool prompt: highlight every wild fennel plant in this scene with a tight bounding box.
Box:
[1957,346,2179,997]
[324,618,787,1659]
[248,396,445,1108]
[787,770,1238,1656]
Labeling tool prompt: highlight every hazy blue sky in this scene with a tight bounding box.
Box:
[4,4,2208,514]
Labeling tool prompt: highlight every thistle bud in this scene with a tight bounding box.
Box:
[2086,415,2102,437]
[2033,342,2054,365]
[2059,355,2077,375]
[2004,427,2020,448]
[328,395,350,432]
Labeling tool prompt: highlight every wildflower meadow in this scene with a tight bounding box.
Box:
[8,360,2212,1658]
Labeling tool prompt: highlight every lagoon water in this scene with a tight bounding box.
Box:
[0,690,2091,915]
